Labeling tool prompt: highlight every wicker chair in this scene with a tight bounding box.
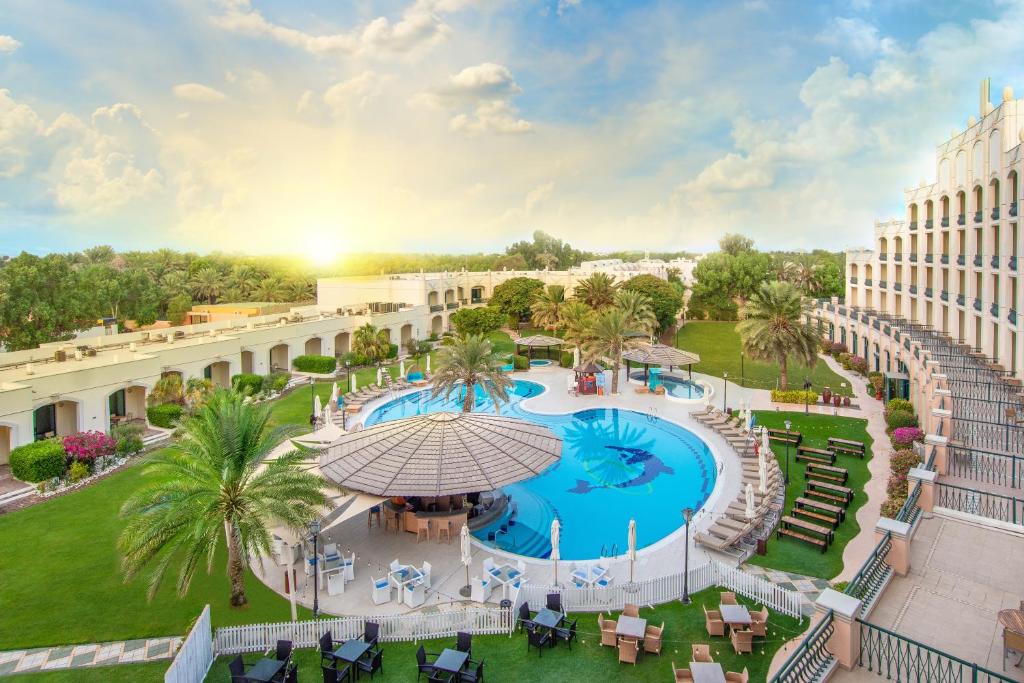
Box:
[617,637,639,665]
[598,613,618,647]
[692,643,713,663]
[704,606,725,637]
[731,629,754,655]
[749,607,769,637]
[720,591,737,605]
[672,662,695,682]
[643,622,664,655]
[622,603,640,618]
[725,668,750,683]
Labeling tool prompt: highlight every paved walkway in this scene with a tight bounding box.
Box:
[741,565,832,616]
[0,637,181,676]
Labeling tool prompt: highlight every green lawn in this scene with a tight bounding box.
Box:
[205,589,803,682]
[675,321,851,395]
[0,452,310,651]
[5,664,167,682]
[746,412,873,579]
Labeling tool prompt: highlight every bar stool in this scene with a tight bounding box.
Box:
[436,520,451,544]
[416,517,430,542]
[367,505,382,529]
[384,511,400,534]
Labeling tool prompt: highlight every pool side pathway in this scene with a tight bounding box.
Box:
[0,637,181,676]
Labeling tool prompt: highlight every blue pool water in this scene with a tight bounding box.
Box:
[364,381,716,560]
[629,371,705,399]
[529,359,553,367]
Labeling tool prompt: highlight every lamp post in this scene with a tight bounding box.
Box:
[309,518,321,618]
[343,360,351,430]
[784,419,792,485]
[803,377,812,416]
[309,376,316,429]
[681,507,693,604]
[722,372,729,412]
[740,352,744,388]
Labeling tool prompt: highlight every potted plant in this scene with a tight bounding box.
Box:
[833,395,841,407]
[822,386,832,404]
[842,396,851,407]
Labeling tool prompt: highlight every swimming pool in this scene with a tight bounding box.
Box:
[364,380,717,560]
[629,371,705,400]
[529,359,553,367]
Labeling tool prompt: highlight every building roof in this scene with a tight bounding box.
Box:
[621,343,701,367]
[573,361,604,373]
[514,334,566,347]
[319,412,562,497]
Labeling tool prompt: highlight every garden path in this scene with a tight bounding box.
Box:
[0,636,182,676]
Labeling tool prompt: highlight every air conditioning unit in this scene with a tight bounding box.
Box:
[54,350,67,362]
[85,348,97,357]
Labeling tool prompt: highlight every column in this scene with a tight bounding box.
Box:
[814,589,863,670]
[875,518,913,576]
[908,467,937,516]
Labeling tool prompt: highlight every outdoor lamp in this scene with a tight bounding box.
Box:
[681,507,694,604]
[783,419,792,484]
[722,372,729,412]
[309,518,321,618]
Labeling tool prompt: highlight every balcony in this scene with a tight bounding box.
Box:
[470,297,488,304]
[991,207,1000,221]
[940,290,949,302]
[957,293,965,306]
[925,219,934,229]
[446,302,459,310]
[894,282,902,291]
[878,280,888,289]
[1010,309,1018,325]
[991,302,1000,317]
[909,284,918,294]
[878,253,887,261]
[957,254,965,266]
[974,297,982,311]
[973,254,983,268]
[849,277,858,284]
[894,253,903,262]
[941,216,950,228]
[909,253,918,262]
[1011,202,1018,217]
[941,254,949,265]
[957,213,966,225]
[909,220,918,230]
[974,211,983,223]
[429,304,444,312]
[864,279,873,286]
[992,255,1000,268]
[925,287,934,298]
[925,253,933,263]
[1012,256,1018,271]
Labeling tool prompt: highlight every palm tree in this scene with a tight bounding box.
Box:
[118,391,329,606]
[736,281,819,390]
[614,289,657,336]
[431,334,513,413]
[583,308,647,394]
[530,285,566,331]
[283,279,314,302]
[253,276,286,302]
[574,272,618,310]
[229,265,262,298]
[190,267,222,304]
[352,323,390,364]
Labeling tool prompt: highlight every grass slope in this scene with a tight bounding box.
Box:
[746,412,873,579]
[675,321,851,395]
[205,589,804,682]
[5,664,167,682]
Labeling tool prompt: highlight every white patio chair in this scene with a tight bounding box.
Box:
[389,559,402,573]
[342,553,355,582]
[470,576,492,603]
[594,573,614,588]
[371,576,391,605]
[323,543,339,560]
[404,581,427,607]
[327,571,345,596]
[516,559,527,574]
[420,561,432,588]
[482,557,499,578]
[508,577,525,605]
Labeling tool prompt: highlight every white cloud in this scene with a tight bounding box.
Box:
[225,68,270,93]
[296,89,315,114]
[0,35,21,54]
[817,17,895,58]
[323,72,387,112]
[0,89,45,177]
[525,181,555,212]
[172,83,228,103]
[419,63,532,135]
[450,100,532,135]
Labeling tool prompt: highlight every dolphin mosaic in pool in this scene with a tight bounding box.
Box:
[568,446,675,494]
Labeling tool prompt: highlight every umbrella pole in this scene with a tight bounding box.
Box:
[460,564,471,598]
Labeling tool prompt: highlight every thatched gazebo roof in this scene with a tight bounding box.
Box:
[573,361,604,374]
[622,343,701,367]
[514,334,566,347]
[319,412,562,497]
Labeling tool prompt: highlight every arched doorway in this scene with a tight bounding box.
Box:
[304,337,322,356]
[0,425,12,465]
[471,287,485,303]
[400,324,413,347]
[431,315,443,336]
[204,361,231,388]
[269,344,289,372]
[108,385,148,429]
[33,400,79,441]
[334,331,350,355]
[241,350,254,374]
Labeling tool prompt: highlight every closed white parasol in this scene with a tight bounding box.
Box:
[550,519,561,585]
[376,367,383,386]
[627,518,637,582]
[314,394,322,418]
[350,373,357,393]
[425,356,431,374]
[460,524,473,597]
[758,448,768,494]
[399,360,405,378]
[745,482,756,520]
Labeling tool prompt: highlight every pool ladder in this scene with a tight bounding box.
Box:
[599,543,619,557]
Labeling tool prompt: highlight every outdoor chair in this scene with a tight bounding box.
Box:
[283,663,297,683]
[482,557,498,577]
[319,632,340,668]
[322,664,344,683]
[704,606,725,637]
[342,552,355,581]
[623,603,640,618]
[554,619,578,649]
[546,592,562,612]
[470,576,492,603]
[428,674,453,683]
[517,602,535,633]
[456,631,472,655]
[527,626,551,656]
[405,581,427,607]
[673,662,695,682]
[416,645,440,681]
[229,655,247,683]
[692,643,713,663]
[731,629,754,654]
[365,621,380,648]
[356,648,384,679]
[725,668,750,683]
[371,576,391,605]
[598,613,618,647]
[420,561,433,588]
[459,658,485,683]
[720,591,737,605]
[389,559,402,572]
[1004,628,1024,669]
[416,517,431,542]
[269,640,293,676]
[617,637,639,665]
[643,621,663,655]
[750,607,769,637]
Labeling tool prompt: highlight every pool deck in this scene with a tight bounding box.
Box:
[255,364,776,618]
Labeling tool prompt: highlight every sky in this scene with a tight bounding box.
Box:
[3,0,1024,258]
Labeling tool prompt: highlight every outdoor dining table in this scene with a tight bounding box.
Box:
[489,564,523,598]
[532,608,564,630]
[690,661,726,683]
[999,609,1024,634]
[332,639,372,681]
[719,604,752,631]
[570,564,607,587]
[433,648,470,676]
[243,658,285,683]
[389,564,423,603]
[615,615,647,641]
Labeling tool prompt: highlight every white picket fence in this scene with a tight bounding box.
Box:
[165,605,214,683]
[214,607,511,656]
[517,561,802,619]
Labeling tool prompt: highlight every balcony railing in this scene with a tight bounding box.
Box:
[446,302,459,310]
[957,293,965,306]
[909,220,918,230]
[878,280,888,289]
[940,254,949,265]
[925,218,934,229]
[974,210,983,223]
[470,297,488,304]
[973,254,983,267]
[974,297,982,311]
[957,213,966,225]
[429,304,444,312]
[992,255,1000,268]
[878,253,887,261]
[935,481,1024,525]
[1011,202,1018,217]
[844,532,893,610]
[893,282,902,292]
[850,277,858,284]
[940,290,949,302]
[1010,309,1018,326]
[941,216,950,227]
[769,611,836,683]
[991,302,1000,316]
[925,287,934,298]
[956,254,965,266]
[992,207,1000,220]
[909,253,918,262]
[1011,256,1018,271]
[925,253,933,263]
[893,253,903,262]
[909,284,918,294]
[864,279,873,286]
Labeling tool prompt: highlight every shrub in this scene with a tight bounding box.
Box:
[819,338,834,354]
[830,342,848,356]
[867,373,884,393]
[231,373,263,396]
[115,433,144,456]
[111,423,145,456]
[63,431,115,461]
[10,440,67,483]
[513,354,529,370]
[886,398,914,415]
[885,409,917,430]
[147,403,184,428]
[886,472,909,497]
[262,372,291,394]
[891,426,924,448]
[292,355,337,374]
[837,352,852,369]
[386,343,399,359]
[849,356,868,375]
[560,350,574,368]
[880,495,907,519]
[770,389,818,404]
[68,460,91,483]
[339,351,371,367]
[890,449,921,477]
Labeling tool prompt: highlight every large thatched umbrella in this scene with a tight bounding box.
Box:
[319,412,562,497]
[622,343,702,383]
[514,334,566,361]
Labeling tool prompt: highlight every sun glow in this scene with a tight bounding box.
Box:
[300,229,342,266]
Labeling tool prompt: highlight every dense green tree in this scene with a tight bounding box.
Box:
[583,308,647,394]
[165,294,194,325]
[613,289,657,335]
[492,253,529,271]
[504,230,591,269]
[530,285,567,330]
[490,277,545,321]
[0,253,92,350]
[574,272,619,309]
[431,334,514,413]
[719,233,755,256]
[558,300,595,352]
[736,281,819,390]
[190,267,223,304]
[620,274,683,332]
[449,306,505,337]
[352,323,391,364]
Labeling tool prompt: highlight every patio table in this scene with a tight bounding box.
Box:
[690,661,726,683]
[999,609,1024,634]
[333,639,371,680]
[571,564,607,586]
[489,564,523,598]
[433,648,469,675]
[532,608,564,630]
[615,615,647,641]
[720,604,751,630]
[389,564,423,603]
[244,658,285,683]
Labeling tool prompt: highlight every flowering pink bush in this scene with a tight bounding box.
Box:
[891,426,924,448]
[62,431,115,461]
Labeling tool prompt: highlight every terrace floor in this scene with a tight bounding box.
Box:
[832,514,1024,681]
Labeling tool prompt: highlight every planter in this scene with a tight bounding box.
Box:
[833,396,841,407]
[875,390,883,400]
[842,396,851,407]
[822,387,832,404]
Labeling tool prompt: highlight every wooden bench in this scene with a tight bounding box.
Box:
[795,446,836,465]
[768,429,802,447]
[781,515,834,545]
[795,496,845,522]
[791,506,839,528]
[776,526,827,552]
[806,462,849,484]
[828,437,866,459]
[804,488,849,507]
[807,479,852,502]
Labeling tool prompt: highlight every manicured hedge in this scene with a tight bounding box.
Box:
[885,409,917,430]
[10,439,67,482]
[386,343,399,359]
[231,373,263,396]
[147,403,184,429]
[560,351,574,368]
[513,354,529,370]
[886,398,914,414]
[292,355,337,373]
[770,389,818,405]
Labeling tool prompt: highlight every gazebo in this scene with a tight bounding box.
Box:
[514,334,565,361]
[318,412,563,536]
[573,360,604,395]
[622,343,701,385]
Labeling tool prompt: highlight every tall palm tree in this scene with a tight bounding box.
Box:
[118,391,329,606]
[583,308,647,394]
[352,323,390,364]
[736,281,819,390]
[229,265,262,298]
[283,279,314,302]
[253,276,286,302]
[614,289,657,336]
[431,334,514,413]
[530,285,566,331]
[559,301,595,351]
[190,267,222,304]
[574,272,618,310]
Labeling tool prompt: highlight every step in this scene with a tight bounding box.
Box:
[0,486,35,507]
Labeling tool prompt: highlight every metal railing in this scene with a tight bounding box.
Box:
[844,532,893,614]
[934,481,1024,526]
[948,446,1024,489]
[769,611,836,683]
[858,619,1015,682]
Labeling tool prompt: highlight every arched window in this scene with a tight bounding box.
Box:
[989,129,1002,172]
